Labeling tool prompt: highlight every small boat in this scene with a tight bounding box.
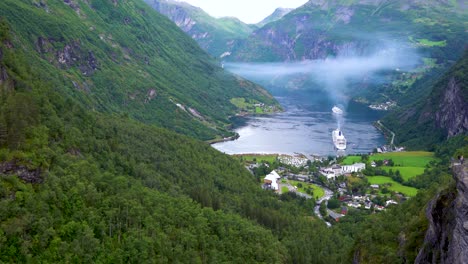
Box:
[332,106,343,114]
[332,129,347,150]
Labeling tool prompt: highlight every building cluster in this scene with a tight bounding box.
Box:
[320,163,366,179]
[369,101,396,111]
[327,195,400,221]
[278,155,309,167]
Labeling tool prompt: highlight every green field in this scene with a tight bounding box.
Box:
[366,176,418,197]
[343,151,436,167]
[370,151,436,167]
[289,180,325,199]
[235,154,278,163]
[230,98,250,109]
[409,36,447,47]
[281,186,289,194]
[381,167,426,181]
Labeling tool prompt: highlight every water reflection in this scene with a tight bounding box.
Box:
[213,90,386,157]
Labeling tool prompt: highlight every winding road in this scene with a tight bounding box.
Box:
[279,178,334,227]
[377,120,395,146]
[313,187,334,227]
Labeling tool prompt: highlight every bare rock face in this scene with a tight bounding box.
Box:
[435,77,468,137]
[0,160,42,184]
[415,163,468,264]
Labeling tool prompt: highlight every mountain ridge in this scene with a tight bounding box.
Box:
[383,50,467,149]
[0,0,278,141]
[228,0,467,62]
[145,0,257,57]
[257,7,293,28]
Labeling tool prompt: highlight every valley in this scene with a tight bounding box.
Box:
[0,0,466,263]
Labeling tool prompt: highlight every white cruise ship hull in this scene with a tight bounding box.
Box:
[332,129,347,150]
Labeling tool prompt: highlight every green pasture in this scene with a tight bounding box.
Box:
[370,151,435,167]
[235,154,278,163]
[341,156,362,165]
[289,180,325,199]
[366,176,418,197]
[381,167,426,181]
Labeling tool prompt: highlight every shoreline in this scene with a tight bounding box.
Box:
[206,133,240,144]
[207,107,283,145]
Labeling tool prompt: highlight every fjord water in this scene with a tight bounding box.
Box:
[213,89,386,157]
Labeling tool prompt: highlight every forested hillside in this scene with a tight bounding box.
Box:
[0,0,467,263]
[229,0,467,62]
[0,1,348,262]
[0,0,278,141]
[145,0,257,57]
[382,51,467,149]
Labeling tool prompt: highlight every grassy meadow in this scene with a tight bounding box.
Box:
[366,176,418,197]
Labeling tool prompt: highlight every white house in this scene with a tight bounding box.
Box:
[342,163,366,173]
[320,169,336,179]
[264,170,281,190]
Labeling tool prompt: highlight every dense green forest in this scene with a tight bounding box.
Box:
[0,14,357,261]
[0,0,278,141]
[0,0,466,263]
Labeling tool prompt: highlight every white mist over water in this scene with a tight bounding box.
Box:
[215,43,420,156]
[226,44,420,108]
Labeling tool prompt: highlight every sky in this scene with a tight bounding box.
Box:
[177,0,309,24]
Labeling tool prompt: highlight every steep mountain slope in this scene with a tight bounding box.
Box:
[229,0,467,62]
[256,7,293,28]
[0,36,287,261]
[0,11,354,262]
[382,51,467,149]
[0,0,277,141]
[145,0,257,57]
[415,163,468,264]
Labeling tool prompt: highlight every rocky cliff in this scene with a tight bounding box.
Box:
[229,0,466,62]
[383,51,467,149]
[434,77,468,137]
[415,162,468,264]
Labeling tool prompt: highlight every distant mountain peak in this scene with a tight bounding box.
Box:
[257,7,293,27]
[145,0,256,57]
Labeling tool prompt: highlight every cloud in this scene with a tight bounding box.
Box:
[225,42,420,107]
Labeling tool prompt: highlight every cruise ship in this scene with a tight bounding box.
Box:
[332,129,347,150]
[332,106,343,115]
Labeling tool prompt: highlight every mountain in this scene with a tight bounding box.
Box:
[0,1,353,262]
[382,50,467,149]
[0,0,466,262]
[415,163,468,264]
[0,0,278,141]
[229,0,467,62]
[145,0,257,58]
[257,7,293,28]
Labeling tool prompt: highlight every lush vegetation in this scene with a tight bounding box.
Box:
[231,0,467,63]
[0,0,278,141]
[366,176,419,196]
[289,180,325,199]
[235,154,278,164]
[342,152,437,196]
[145,0,257,57]
[0,0,466,263]
[0,5,353,262]
[369,152,436,167]
[383,51,467,149]
[230,97,280,114]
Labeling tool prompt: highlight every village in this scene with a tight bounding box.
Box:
[241,150,424,224]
